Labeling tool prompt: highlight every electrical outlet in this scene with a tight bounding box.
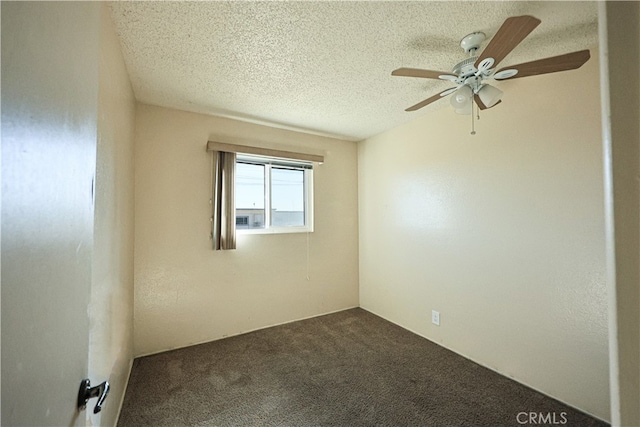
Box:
[431,310,440,326]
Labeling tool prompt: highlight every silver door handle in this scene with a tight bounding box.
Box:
[77,379,110,414]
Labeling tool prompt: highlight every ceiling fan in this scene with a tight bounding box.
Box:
[392,15,590,133]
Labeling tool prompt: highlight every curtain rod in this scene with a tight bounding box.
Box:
[207,141,324,164]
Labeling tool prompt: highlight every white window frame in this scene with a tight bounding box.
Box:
[236,154,314,235]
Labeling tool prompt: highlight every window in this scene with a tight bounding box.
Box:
[236,216,249,227]
[208,141,322,248]
[235,155,313,233]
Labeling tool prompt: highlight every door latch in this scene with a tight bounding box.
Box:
[77,379,110,414]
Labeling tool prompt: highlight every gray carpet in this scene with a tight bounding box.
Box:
[117,308,608,426]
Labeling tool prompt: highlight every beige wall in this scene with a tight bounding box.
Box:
[133,104,359,356]
[89,4,136,426]
[358,49,609,420]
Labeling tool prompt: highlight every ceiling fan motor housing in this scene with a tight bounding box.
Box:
[452,57,478,79]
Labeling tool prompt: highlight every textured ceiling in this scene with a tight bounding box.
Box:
[109,1,598,141]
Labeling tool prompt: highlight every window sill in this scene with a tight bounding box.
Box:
[237,227,313,235]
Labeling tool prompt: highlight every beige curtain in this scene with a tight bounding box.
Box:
[211,150,236,250]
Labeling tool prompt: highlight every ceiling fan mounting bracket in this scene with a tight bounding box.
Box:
[459,32,486,54]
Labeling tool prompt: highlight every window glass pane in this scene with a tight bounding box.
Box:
[271,167,304,227]
[235,162,265,229]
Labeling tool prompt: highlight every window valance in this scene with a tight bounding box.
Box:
[207,141,324,164]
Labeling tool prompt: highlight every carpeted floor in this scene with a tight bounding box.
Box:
[117,308,608,426]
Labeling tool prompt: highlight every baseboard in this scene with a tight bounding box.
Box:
[359,306,610,425]
[113,357,134,427]
[134,305,360,359]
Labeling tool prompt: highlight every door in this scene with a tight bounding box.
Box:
[1,2,102,425]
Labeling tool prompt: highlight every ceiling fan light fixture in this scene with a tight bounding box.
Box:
[478,84,503,108]
[455,104,472,115]
[450,85,472,109]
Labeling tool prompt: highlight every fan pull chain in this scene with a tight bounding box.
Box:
[470,99,476,135]
[306,231,311,281]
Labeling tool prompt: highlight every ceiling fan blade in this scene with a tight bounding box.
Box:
[495,50,590,80]
[406,88,455,112]
[440,87,458,97]
[392,68,456,80]
[474,95,502,110]
[475,15,541,70]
